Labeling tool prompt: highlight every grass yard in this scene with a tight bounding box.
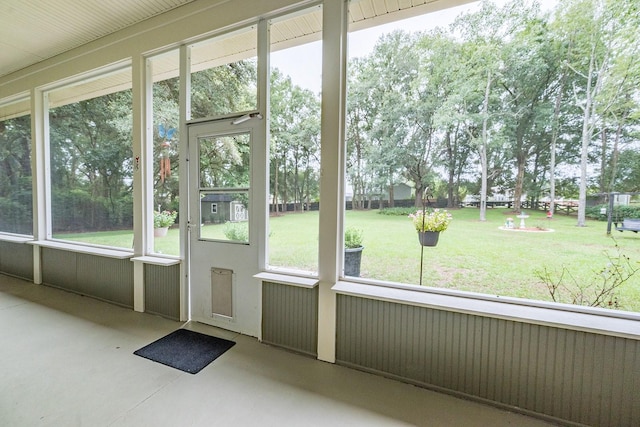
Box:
[270,208,640,311]
[55,207,640,312]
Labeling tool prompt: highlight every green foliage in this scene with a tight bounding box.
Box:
[616,149,640,192]
[199,134,250,188]
[0,196,32,234]
[586,204,640,221]
[269,69,321,212]
[153,210,177,228]
[0,115,33,234]
[408,209,453,232]
[191,61,257,118]
[49,90,134,233]
[377,207,415,216]
[223,222,248,242]
[344,227,363,249]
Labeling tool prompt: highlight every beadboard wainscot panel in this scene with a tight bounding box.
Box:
[0,240,33,280]
[76,253,133,308]
[42,248,79,292]
[261,278,319,356]
[144,262,180,320]
[336,294,640,427]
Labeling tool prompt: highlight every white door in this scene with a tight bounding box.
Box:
[187,115,265,336]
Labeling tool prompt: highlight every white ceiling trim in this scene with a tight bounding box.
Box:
[0,0,472,81]
[0,0,197,78]
[0,0,473,115]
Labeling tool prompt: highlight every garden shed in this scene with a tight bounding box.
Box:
[200,194,248,224]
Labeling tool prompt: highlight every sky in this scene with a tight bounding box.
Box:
[270,0,558,94]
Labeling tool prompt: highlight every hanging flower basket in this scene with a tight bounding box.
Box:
[410,206,453,286]
[153,210,177,238]
[418,231,440,247]
[154,210,177,228]
[154,226,169,237]
[409,209,452,234]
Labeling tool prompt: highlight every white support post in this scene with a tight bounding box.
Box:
[317,0,348,363]
[179,44,192,321]
[30,89,47,284]
[131,56,153,312]
[255,18,270,341]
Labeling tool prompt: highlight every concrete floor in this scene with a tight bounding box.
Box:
[0,274,558,426]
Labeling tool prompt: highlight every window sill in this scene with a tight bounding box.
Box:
[27,240,133,259]
[131,255,181,266]
[333,281,640,341]
[254,272,319,288]
[0,233,33,244]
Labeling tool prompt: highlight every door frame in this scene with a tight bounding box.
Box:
[185,112,267,337]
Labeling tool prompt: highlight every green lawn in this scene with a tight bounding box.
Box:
[55,207,640,312]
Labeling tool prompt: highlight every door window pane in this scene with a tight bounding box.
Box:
[198,132,250,244]
[198,133,250,188]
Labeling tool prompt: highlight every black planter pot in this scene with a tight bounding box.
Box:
[344,246,364,277]
[418,231,440,246]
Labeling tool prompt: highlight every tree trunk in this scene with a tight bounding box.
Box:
[415,185,426,209]
[479,70,492,221]
[282,161,288,213]
[608,123,621,192]
[577,47,596,227]
[513,152,526,213]
[548,69,566,216]
[599,128,607,194]
[273,158,279,214]
[293,156,299,212]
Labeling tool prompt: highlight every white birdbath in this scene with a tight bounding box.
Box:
[516,212,529,229]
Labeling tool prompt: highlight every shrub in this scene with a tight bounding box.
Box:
[535,241,639,309]
[0,196,32,234]
[224,222,248,242]
[344,227,363,248]
[378,207,415,216]
[586,204,640,221]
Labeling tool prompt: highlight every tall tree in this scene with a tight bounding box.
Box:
[449,1,510,219]
[365,31,423,208]
[346,58,376,209]
[498,3,558,213]
[417,30,474,210]
[556,0,640,225]
[269,69,321,212]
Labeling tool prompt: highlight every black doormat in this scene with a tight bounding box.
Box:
[134,329,235,374]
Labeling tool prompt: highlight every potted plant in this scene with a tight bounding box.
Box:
[344,226,364,277]
[408,208,452,246]
[154,210,177,237]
